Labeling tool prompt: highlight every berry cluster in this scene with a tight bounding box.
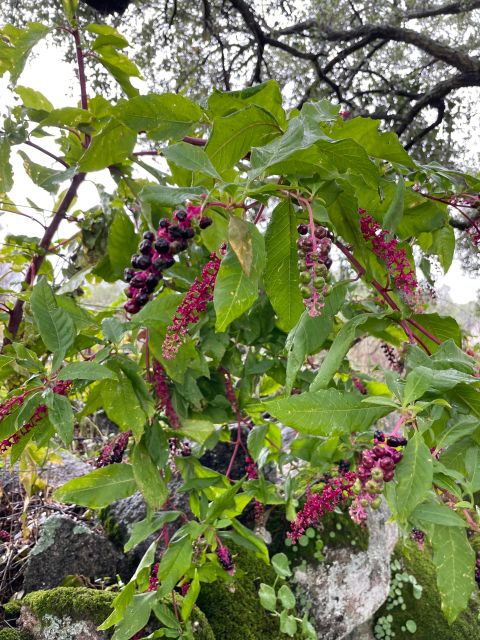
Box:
[381,343,403,372]
[350,430,406,524]
[148,563,160,591]
[296,223,332,317]
[95,431,131,467]
[0,529,11,542]
[216,544,236,575]
[411,528,425,550]
[123,204,212,314]
[288,472,357,543]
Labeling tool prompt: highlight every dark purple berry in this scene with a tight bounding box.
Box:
[297,224,308,235]
[143,231,155,241]
[154,237,170,254]
[158,218,170,229]
[145,274,160,292]
[386,436,408,448]
[139,239,152,254]
[124,268,134,282]
[137,255,152,269]
[124,286,135,298]
[131,254,140,268]
[182,227,195,240]
[314,226,327,239]
[199,216,212,229]
[168,225,183,240]
[137,292,150,306]
[374,430,385,442]
[125,299,140,314]
[324,257,333,269]
[169,239,186,254]
[130,274,147,288]
[175,209,187,222]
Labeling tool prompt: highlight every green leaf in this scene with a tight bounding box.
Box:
[214,225,265,332]
[101,372,147,438]
[45,391,74,446]
[124,511,182,553]
[382,174,404,233]
[405,620,417,634]
[18,151,72,194]
[62,0,79,22]
[115,93,203,139]
[107,211,138,279]
[181,569,200,621]
[140,185,205,211]
[410,313,461,353]
[412,500,467,528]
[280,610,298,637]
[78,119,137,171]
[271,553,292,578]
[430,525,475,623]
[247,424,268,461]
[0,136,13,193]
[430,225,455,272]
[395,432,433,522]
[111,593,156,640]
[258,583,277,612]
[180,419,215,444]
[131,439,168,510]
[16,85,53,111]
[310,313,379,391]
[231,518,269,564]
[30,278,76,367]
[54,463,137,508]
[278,584,296,610]
[96,48,142,99]
[87,24,129,49]
[208,81,286,127]
[0,23,49,84]
[266,389,391,435]
[156,535,193,597]
[403,366,477,405]
[163,142,221,179]
[285,283,347,393]
[206,105,281,173]
[264,200,304,331]
[58,361,118,381]
[228,216,254,276]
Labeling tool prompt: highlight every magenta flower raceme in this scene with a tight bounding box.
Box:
[162,252,222,360]
[124,204,212,315]
[216,544,236,576]
[359,210,417,295]
[148,563,159,591]
[288,472,357,543]
[152,360,181,429]
[95,431,131,467]
[0,380,72,455]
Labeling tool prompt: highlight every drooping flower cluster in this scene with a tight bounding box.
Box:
[162,252,222,360]
[216,544,236,575]
[95,431,131,467]
[350,431,406,524]
[288,472,357,543]
[0,380,72,455]
[152,360,181,429]
[148,562,159,591]
[351,376,367,395]
[297,223,333,317]
[123,204,212,315]
[381,343,404,373]
[359,210,417,295]
[0,530,11,542]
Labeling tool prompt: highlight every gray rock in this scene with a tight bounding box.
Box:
[22,515,120,592]
[19,608,105,640]
[293,502,397,640]
[345,621,375,640]
[0,451,91,494]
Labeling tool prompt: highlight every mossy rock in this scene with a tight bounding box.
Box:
[197,545,301,640]
[3,601,22,622]
[23,587,114,628]
[375,545,480,640]
[0,630,32,640]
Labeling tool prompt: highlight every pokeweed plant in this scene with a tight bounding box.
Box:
[0,1,480,637]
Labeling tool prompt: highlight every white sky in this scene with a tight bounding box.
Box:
[0,39,479,305]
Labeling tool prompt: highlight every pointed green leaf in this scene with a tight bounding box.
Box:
[78,118,137,171]
[395,432,433,522]
[45,391,74,446]
[54,463,137,508]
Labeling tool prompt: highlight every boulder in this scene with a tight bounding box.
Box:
[22,516,120,593]
[292,502,398,640]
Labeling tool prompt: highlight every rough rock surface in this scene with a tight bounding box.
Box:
[345,621,375,640]
[293,502,397,640]
[22,515,120,592]
[0,452,91,494]
[18,609,104,640]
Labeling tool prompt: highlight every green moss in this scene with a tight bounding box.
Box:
[0,629,32,640]
[100,514,123,546]
[2,601,22,621]
[23,587,114,627]
[375,545,480,640]
[197,545,301,640]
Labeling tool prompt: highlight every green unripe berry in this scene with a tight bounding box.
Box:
[299,271,311,284]
[352,478,362,495]
[371,467,384,481]
[371,497,382,509]
[315,264,328,277]
[300,285,311,298]
[297,260,306,270]
[365,479,379,494]
[313,276,325,289]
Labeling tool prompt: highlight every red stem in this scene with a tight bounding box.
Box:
[24,140,70,168]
